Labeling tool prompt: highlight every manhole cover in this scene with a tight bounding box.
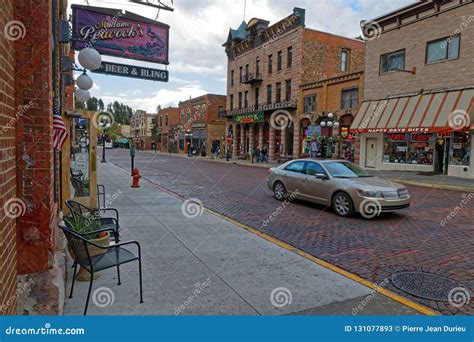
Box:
[391,272,464,301]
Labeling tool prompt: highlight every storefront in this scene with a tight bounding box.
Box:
[351,88,474,178]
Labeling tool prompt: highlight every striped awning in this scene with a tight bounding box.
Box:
[350,88,474,133]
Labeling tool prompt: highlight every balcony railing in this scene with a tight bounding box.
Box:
[242,72,263,84]
[223,98,298,117]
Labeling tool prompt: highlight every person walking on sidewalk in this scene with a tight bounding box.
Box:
[255,148,261,163]
[215,146,220,159]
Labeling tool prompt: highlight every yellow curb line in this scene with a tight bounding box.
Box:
[202,207,439,316]
[392,179,474,193]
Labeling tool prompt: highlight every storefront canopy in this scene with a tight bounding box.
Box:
[351,88,474,133]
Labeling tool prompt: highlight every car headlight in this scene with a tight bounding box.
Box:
[357,190,383,198]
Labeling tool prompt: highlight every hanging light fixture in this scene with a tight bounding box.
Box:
[75,88,90,102]
[78,47,102,71]
[76,72,93,90]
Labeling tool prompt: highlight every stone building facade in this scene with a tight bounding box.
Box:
[352,0,474,178]
[222,7,365,160]
[0,0,70,315]
[177,94,226,157]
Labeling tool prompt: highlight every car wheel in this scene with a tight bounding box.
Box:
[332,192,354,217]
[273,181,287,201]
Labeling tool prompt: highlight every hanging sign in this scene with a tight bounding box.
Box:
[72,5,169,65]
[234,112,264,124]
[91,61,169,82]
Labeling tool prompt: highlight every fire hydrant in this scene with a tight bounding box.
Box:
[131,168,141,188]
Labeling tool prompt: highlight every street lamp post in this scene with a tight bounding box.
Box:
[101,131,107,163]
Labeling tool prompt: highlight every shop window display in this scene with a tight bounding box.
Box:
[383,133,434,165]
[450,132,470,166]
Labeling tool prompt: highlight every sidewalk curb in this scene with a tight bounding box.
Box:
[110,161,439,316]
[389,179,474,193]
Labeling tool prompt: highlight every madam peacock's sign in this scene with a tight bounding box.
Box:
[72,5,169,65]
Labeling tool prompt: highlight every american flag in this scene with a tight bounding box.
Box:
[53,98,68,150]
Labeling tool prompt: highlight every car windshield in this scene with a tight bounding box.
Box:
[324,162,371,178]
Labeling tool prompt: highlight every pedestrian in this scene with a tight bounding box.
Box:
[262,146,268,163]
[216,146,220,159]
[255,148,261,163]
[310,140,318,159]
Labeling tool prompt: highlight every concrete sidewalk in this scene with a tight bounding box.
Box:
[64,162,419,315]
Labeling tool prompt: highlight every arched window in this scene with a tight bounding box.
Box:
[165,114,169,126]
[159,115,163,127]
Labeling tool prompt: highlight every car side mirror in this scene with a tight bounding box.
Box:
[315,173,328,180]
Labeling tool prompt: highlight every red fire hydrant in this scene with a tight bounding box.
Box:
[131,168,141,188]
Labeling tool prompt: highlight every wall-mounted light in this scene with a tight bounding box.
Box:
[78,47,102,71]
[75,88,90,101]
[76,72,93,90]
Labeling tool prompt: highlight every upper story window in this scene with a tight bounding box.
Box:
[238,92,242,109]
[268,54,273,74]
[380,49,405,74]
[230,70,234,87]
[180,110,185,123]
[285,80,292,101]
[239,67,243,83]
[266,85,272,104]
[230,94,234,110]
[426,35,460,64]
[244,91,248,108]
[165,114,168,126]
[304,95,316,113]
[341,49,349,72]
[255,88,260,107]
[159,115,162,127]
[287,47,293,68]
[256,59,260,75]
[341,88,359,110]
[277,51,282,71]
[245,64,249,76]
[186,109,191,121]
[276,82,282,103]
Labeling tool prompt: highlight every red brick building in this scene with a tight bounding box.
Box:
[0,0,71,315]
[222,7,365,160]
[177,94,226,156]
[156,106,180,152]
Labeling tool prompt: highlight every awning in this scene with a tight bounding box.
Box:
[350,88,474,133]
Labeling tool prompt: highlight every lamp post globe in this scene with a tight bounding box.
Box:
[75,88,90,102]
[76,73,93,91]
[78,47,102,71]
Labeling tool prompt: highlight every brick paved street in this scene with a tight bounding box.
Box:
[107,149,474,315]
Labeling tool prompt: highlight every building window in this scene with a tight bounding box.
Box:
[426,35,460,64]
[180,110,185,124]
[230,95,234,110]
[276,82,282,103]
[268,54,273,74]
[380,49,405,74]
[255,88,259,108]
[287,47,293,68]
[303,95,316,113]
[451,132,470,166]
[277,50,282,71]
[231,70,234,87]
[341,88,359,110]
[244,91,248,108]
[266,85,272,104]
[341,49,348,72]
[165,114,168,126]
[238,92,242,109]
[256,59,260,76]
[245,64,249,77]
[186,109,191,121]
[285,80,291,101]
[239,66,243,83]
[159,115,162,127]
[382,133,434,165]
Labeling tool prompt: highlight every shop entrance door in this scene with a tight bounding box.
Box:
[365,138,377,168]
[435,138,450,174]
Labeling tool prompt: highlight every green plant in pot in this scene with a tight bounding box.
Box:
[63,211,110,281]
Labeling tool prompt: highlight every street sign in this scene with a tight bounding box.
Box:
[233,112,264,124]
[91,61,169,82]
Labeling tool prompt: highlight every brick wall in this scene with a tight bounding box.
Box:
[364,3,474,100]
[0,0,18,316]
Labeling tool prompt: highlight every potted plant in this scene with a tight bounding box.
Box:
[63,211,110,281]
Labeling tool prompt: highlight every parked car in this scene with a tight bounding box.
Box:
[266,159,410,217]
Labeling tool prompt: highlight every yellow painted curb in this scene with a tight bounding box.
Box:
[202,207,439,316]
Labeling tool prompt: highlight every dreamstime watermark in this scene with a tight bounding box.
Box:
[270,287,292,308]
[355,100,388,133]
[0,278,34,314]
[181,198,204,219]
[263,190,299,227]
[1,100,35,136]
[269,109,293,131]
[83,10,125,49]
[92,111,115,130]
[92,287,115,308]
[3,20,26,41]
[440,192,474,227]
[441,15,474,49]
[171,100,212,143]
[4,197,27,219]
[174,278,212,315]
[448,286,471,308]
[360,20,382,41]
[352,278,389,315]
[448,109,470,131]
[5,323,85,336]
[359,198,382,219]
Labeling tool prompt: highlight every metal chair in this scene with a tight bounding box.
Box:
[65,200,120,243]
[58,224,143,315]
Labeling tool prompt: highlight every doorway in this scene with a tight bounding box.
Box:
[365,138,377,168]
[435,138,450,174]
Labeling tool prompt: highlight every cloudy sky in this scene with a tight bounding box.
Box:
[70,0,414,113]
